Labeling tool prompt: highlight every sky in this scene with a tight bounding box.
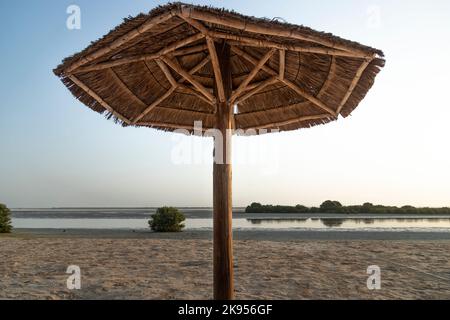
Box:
[0,0,449,208]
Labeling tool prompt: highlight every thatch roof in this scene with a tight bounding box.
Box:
[54,2,385,134]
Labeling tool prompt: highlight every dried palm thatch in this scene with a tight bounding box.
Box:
[54,2,384,135]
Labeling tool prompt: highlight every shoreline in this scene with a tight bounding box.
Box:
[5,228,450,241]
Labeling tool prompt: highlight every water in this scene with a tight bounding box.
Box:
[11,216,450,232]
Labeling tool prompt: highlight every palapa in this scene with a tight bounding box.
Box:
[55,2,385,300]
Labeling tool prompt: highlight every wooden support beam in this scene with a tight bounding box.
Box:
[132,86,176,124]
[64,9,179,74]
[176,84,215,107]
[243,114,332,130]
[234,77,278,105]
[279,49,286,80]
[185,55,211,77]
[68,75,131,124]
[155,59,178,87]
[180,6,375,57]
[230,48,276,103]
[231,46,281,77]
[72,33,205,74]
[172,13,370,59]
[212,42,234,300]
[282,80,336,116]
[161,56,215,103]
[157,55,215,108]
[178,15,211,35]
[231,46,336,116]
[220,35,372,58]
[336,59,372,115]
[207,37,226,102]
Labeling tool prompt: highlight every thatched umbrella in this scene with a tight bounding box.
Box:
[54,3,384,300]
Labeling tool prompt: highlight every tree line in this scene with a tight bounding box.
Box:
[245,201,450,214]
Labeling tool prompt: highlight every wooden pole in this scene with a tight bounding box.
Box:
[213,41,234,300]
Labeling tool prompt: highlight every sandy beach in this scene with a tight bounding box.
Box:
[1,230,450,300]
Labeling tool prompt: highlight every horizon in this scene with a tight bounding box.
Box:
[1,0,450,208]
[9,201,450,210]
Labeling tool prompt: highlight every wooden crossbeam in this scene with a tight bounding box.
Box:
[64,9,179,74]
[72,33,205,74]
[180,6,375,57]
[234,77,278,105]
[230,48,276,103]
[156,56,214,107]
[155,59,178,87]
[68,75,131,124]
[279,49,286,80]
[209,31,373,59]
[137,59,214,123]
[231,46,336,116]
[178,15,211,35]
[133,87,176,124]
[336,59,372,115]
[207,37,226,102]
[176,84,214,107]
[161,56,215,103]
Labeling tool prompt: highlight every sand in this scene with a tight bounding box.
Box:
[1,233,450,300]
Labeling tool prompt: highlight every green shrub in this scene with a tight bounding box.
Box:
[149,207,186,232]
[0,203,12,233]
[320,200,343,213]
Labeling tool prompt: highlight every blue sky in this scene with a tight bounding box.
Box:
[1,0,450,208]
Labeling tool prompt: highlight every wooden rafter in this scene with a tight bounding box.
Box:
[234,77,278,105]
[161,56,215,103]
[176,84,214,107]
[178,15,211,35]
[279,49,286,80]
[155,56,214,107]
[136,59,214,123]
[213,33,372,58]
[336,59,372,115]
[242,114,331,130]
[231,46,336,116]
[68,75,131,124]
[206,37,226,102]
[64,9,179,74]
[133,87,177,124]
[180,6,374,57]
[72,33,205,74]
[231,48,276,103]
[155,59,178,87]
